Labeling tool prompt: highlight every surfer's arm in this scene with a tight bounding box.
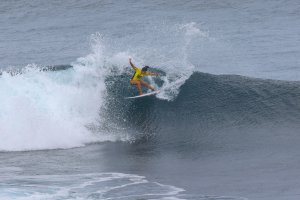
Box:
[146,72,159,76]
[129,58,137,70]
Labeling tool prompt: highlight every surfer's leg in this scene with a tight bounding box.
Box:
[130,80,143,95]
[140,80,156,91]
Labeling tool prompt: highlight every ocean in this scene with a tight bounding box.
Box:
[0,0,300,199]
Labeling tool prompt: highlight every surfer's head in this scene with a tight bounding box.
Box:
[142,66,149,72]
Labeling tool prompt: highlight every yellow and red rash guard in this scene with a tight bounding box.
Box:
[131,67,150,81]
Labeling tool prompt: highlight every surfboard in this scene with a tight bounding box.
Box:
[125,90,160,99]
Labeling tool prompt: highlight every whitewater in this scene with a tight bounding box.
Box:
[0,1,300,199]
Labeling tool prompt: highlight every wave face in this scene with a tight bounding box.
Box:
[104,72,300,149]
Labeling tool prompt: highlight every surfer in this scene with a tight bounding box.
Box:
[129,58,159,95]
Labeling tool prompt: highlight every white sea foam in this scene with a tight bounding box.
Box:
[0,172,185,200]
[0,172,247,200]
[0,66,100,151]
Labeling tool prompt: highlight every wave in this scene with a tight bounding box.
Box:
[1,24,299,152]
[1,62,299,152]
[104,71,300,148]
